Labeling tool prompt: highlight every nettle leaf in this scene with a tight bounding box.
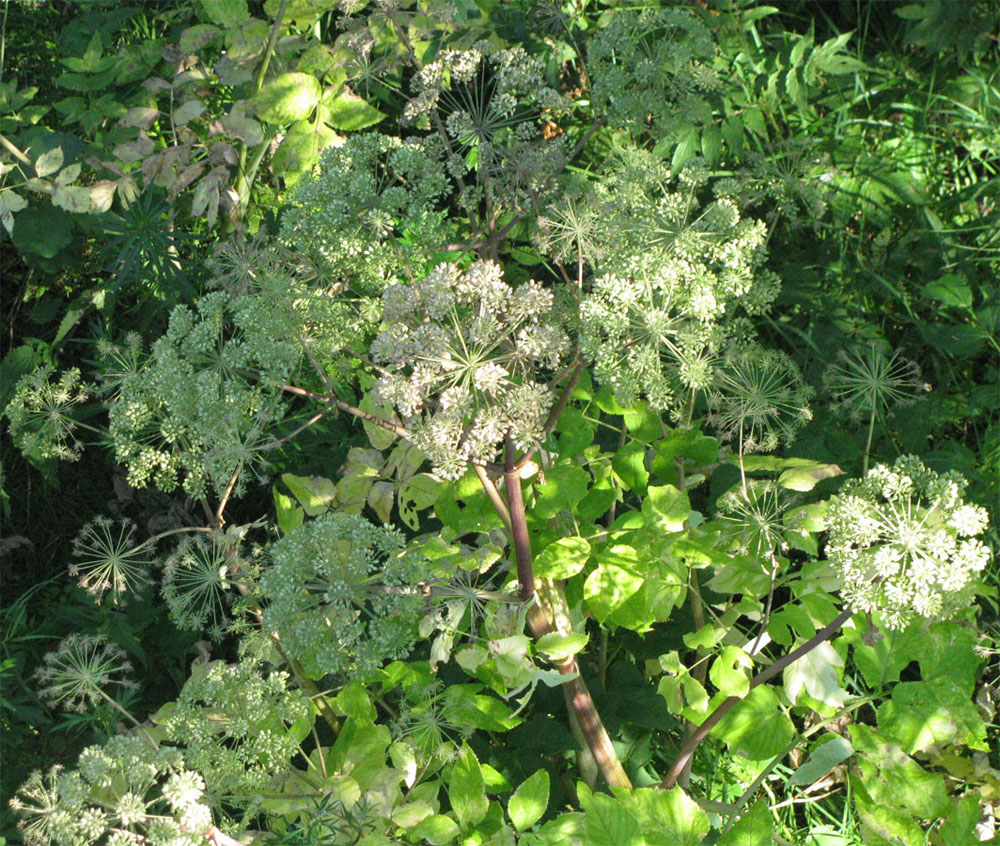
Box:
[450,744,489,828]
[256,73,322,124]
[710,646,753,698]
[921,273,973,310]
[783,639,849,708]
[508,769,549,831]
[534,536,591,579]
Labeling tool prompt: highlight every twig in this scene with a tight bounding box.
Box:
[661,607,855,789]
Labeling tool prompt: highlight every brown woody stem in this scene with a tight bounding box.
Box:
[503,438,631,789]
[660,607,854,789]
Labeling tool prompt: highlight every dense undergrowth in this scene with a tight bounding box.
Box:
[1,1,998,844]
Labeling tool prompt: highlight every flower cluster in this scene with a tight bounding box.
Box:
[158,657,311,801]
[69,517,151,604]
[826,455,991,629]
[579,148,779,413]
[706,344,813,454]
[823,341,926,422]
[5,365,90,462]
[402,42,570,215]
[107,291,300,498]
[281,132,453,290]
[35,634,137,714]
[260,512,425,678]
[370,260,571,478]
[10,737,209,846]
[587,8,718,143]
[161,533,236,638]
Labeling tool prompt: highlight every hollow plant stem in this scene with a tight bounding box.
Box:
[503,438,631,789]
[661,607,854,790]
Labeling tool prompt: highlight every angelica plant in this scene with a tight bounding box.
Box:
[826,455,991,629]
[4,366,93,462]
[578,148,779,417]
[259,512,426,679]
[69,517,152,604]
[108,291,300,498]
[370,259,572,479]
[35,634,138,715]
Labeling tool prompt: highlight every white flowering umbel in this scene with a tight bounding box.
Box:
[260,513,425,679]
[10,737,209,846]
[579,148,779,413]
[281,132,453,290]
[370,260,572,479]
[158,658,311,802]
[108,291,300,498]
[826,455,991,629]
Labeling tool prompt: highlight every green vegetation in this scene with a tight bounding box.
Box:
[2,1,997,844]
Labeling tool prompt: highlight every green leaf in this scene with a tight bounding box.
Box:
[534,464,590,519]
[398,473,441,530]
[199,0,250,28]
[788,735,853,788]
[34,146,63,178]
[172,98,205,127]
[281,473,337,516]
[556,406,595,457]
[534,536,591,579]
[777,461,843,491]
[10,204,73,258]
[584,546,643,622]
[672,124,700,171]
[921,273,973,310]
[580,793,643,846]
[450,744,489,828]
[221,101,264,146]
[412,814,461,845]
[508,769,550,831]
[642,485,690,533]
[335,682,377,721]
[851,774,925,846]
[877,678,987,754]
[718,800,773,846]
[710,646,753,698]
[783,640,849,708]
[256,73,322,124]
[713,686,795,759]
[612,441,649,493]
[851,724,949,820]
[620,786,710,846]
[273,486,304,533]
[323,87,385,131]
[271,118,341,183]
[536,631,589,662]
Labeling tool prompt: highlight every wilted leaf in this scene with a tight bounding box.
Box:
[114,133,155,162]
[173,98,205,127]
[34,146,64,177]
[221,101,264,146]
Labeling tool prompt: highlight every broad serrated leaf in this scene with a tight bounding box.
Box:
[534,536,591,579]
[783,640,849,708]
[281,473,337,516]
[450,744,488,828]
[509,769,549,831]
[256,72,322,124]
[580,793,643,846]
[323,87,385,130]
